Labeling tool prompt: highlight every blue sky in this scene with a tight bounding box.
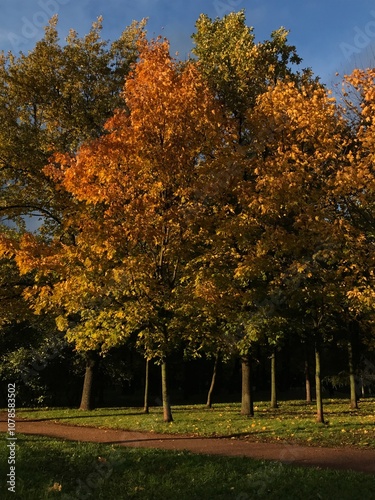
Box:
[1,0,375,86]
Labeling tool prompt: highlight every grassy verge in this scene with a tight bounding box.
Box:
[1,434,375,499]
[15,398,375,449]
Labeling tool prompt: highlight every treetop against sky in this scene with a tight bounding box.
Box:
[1,1,375,84]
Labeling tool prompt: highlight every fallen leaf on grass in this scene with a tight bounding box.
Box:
[48,483,62,492]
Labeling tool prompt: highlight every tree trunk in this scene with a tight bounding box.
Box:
[161,359,173,422]
[143,358,150,414]
[303,341,312,403]
[315,343,324,423]
[305,358,312,403]
[270,350,278,409]
[241,355,254,416]
[348,339,358,409]
[206,353,219,408]
[79,350,98,411]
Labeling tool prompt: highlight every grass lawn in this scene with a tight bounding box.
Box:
[1,434,375,499]
[16,398,375,449]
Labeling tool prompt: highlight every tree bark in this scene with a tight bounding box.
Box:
[161,358,173,422]
[143,358,150,414]
[241,354,254,416]
[305,358,312,403]
[315,343,324,423]
[303,341,312,403]
[79,350,98,411]
[270,350,278,409]
[348,339,358,409]
[206,352,219,409]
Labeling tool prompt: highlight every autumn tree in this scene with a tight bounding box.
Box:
[0,16,148,408]
[335,69,375,319]
[331,69,375,406]
[0,228,73,404]
[244,80,348,422]
[0,16,146,233]
[14,218,138,410]
[192,10,307,144]
[179,260,240,409]
[0,14,147,250]
[41,37,229,421]
[191,10,312,416]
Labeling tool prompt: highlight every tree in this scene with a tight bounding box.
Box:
[334,69,375,330]
[270,349,278,409]
[330,69,375,406]
[192,11,315,417]
[242,80,347,422]
[0,16,148,409]
[143,358,150,414]
[206,351,219,409]
[43,38,228,421]
[192,10,307,144]
[0,16,147,234]
[0,230,33,327]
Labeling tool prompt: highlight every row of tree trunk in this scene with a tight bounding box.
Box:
[78,339,360,423]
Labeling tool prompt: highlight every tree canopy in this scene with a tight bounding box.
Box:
[1,11,375,419]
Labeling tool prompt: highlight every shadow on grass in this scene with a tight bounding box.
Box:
[3,434,375,500]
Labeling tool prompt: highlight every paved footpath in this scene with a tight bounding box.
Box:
[1,413,375,475]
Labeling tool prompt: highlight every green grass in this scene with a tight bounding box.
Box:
[16,398,375,449]
[1,434,375,499]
